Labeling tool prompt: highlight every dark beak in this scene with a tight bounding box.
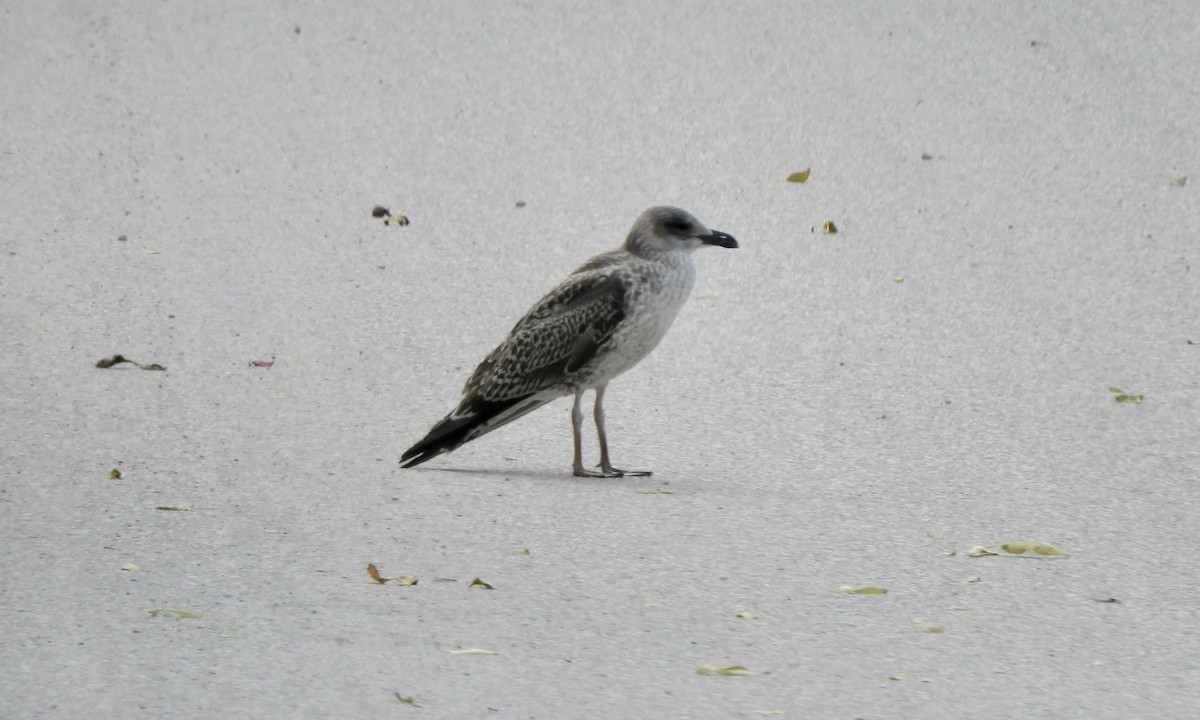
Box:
[699,230,738,249]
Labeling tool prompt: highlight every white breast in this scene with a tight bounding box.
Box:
[583,251,696,387]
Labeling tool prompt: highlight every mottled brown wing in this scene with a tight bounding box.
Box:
[463,271,631,401]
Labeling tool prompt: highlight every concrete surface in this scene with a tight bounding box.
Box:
[2,1,1197,718]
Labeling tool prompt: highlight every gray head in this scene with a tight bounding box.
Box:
[624,206,738,256]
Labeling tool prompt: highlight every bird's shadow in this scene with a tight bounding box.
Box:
[401,464,653,484]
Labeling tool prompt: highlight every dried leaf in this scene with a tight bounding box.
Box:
[1092,597,1121,604]
[966,546,997,557]
[787,168,811,183]
[435,642,497,655]
[964,576,981,584]
[1109,387,1143,403]
[1030,541,1067,556]
[367,563,387,584]
[999,540,1066,557]
[913,618,943,634]
[373,205,410,226]
[155,504,190,512]
[396,575,418,586]
[394,693,416,705]
[249,359,275,368]
[1030,38,1051,47]
[695,664,751,676]
[512,548,531,556]
[95,354,131,368]
[121,563,140,572]
[822,220,838,234]
[95,354,165,371]
[469,577,495,590]
[108,468,122,479]
[735,612,758,620]
[148,608,203,619]
[1173,176,1188,186]
[835,585,887,595]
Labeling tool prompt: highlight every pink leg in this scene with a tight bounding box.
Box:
[594,384,651,477]
[571,390,590,476]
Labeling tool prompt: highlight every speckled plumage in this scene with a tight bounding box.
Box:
[400,206,738,476]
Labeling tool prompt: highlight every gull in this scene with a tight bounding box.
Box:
[400,206,738,477]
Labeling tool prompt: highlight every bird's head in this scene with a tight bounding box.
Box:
[626,206,738,255]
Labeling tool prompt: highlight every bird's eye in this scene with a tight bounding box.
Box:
[663,218,691,234]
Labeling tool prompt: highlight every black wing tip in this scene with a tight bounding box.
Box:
[399,438,450,468]
[399,450,434,468]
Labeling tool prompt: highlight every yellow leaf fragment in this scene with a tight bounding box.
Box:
[964,576,981,584]
[1030,39,1051,47]
[996,540,1066,557]
[913,618,943,634]
[1030,541,1067,556]
[148,608,202,619]
[469,577,495,590]
[822,220,838,234]
[1108,387,1143,403]
[966,546,997,557]
[787,168,811,183]
[835,585,887,595]
[1173,176,1188,186]
[395,575,419,586]
[435,642,498,655]
[121,563,140,572]
[108,468,122,479]
[512,548,531,556]
[735,612,759,620]
[367,563,387,584]
[695,664,750,676]
[394,693,416,704]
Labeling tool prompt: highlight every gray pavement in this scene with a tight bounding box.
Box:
[2,2,1197,718]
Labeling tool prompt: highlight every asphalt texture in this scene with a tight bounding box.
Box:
[2,2,1198,718]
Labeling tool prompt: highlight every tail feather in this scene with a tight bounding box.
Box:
[400,393,553,468]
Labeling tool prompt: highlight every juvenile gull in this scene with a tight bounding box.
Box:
[400,206,738,476]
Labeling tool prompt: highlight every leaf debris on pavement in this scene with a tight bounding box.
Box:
[148,607,203,619]
[435,642,498,655]
[367,563,418,585]
[372,205,410,226]
[695,664,751,676]
[95,354,166,371]
[1108,387,1143,403]
[835,585,888,595]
